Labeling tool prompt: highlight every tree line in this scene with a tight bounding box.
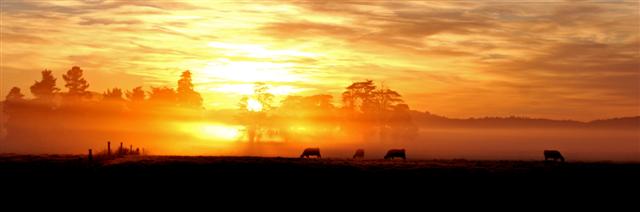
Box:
[1,66,416,152]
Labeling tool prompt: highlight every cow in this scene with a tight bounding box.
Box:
[300,148,321,158]
[384,149,406,160]
[353,149,365,159]
[544,150,565,162]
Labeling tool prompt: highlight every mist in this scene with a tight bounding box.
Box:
[185,128,639,162]
[2,69,638,162]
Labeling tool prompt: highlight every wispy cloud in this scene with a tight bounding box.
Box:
[1,0,637,120]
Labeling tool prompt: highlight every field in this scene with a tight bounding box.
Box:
[1,154,638,180]
[2,155,638,201]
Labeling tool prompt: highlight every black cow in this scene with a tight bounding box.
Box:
[384,149,406,160]
[353,149,365,159]
[300,148,321,158]
[544,150,565,162]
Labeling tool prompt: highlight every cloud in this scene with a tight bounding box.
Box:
[262,22,362,39]
[77,17,142,25]
[0,32,49,44]
[1,0,638,120]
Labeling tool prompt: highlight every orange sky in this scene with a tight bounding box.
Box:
[1,0,638,121]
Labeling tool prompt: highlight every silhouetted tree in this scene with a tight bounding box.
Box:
[62,66,90,99]
[148,86,176,106]
[306,94,334,110]
[277,94,337,142]
[103,88,124,102]
[388,103,418,141]
[176,70,203,109]
[239,82,274,112]
[3,87,29,143]
[280,94,335,118]
[4,87,25,113]
[341,80,413,141]
[30,70,59,104]
[6,87,24,102]
[372,86,403,112]
[101,88,126,113]
[342,80,376,113]
[3,67,217,153]
[371,86,403,139]
[124,86,145,112]
[126,86,145,102]
[238,82,274,142]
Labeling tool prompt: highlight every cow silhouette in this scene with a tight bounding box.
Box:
[300,148,321,158]
[544,150,565,162]
[353,149,365,159]
[384,149,406,160]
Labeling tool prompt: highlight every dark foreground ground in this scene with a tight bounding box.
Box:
[1,154,638,180]
[1,154,637,206]
[1,154,639,203]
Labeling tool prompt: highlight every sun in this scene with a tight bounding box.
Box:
[247,98,263,112]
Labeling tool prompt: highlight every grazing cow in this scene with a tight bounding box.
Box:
[384,149,406,160]
[353,149,365,159]
[300,148,321,158]
[544,150,565,162]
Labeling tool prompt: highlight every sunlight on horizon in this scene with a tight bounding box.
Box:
[178,122,243,141]
[0,0,638,165]
[1,0,638,120]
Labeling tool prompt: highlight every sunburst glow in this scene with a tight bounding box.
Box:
[247,98,263,112]
[201,125,241,140]
[201,59,301,83]
[1,1,636,120]
[0,0,637,163]
[178,122,243,141]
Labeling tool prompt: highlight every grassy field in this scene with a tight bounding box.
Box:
[1,154,638,181]
[1,155,638,202]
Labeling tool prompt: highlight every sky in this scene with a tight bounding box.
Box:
[1,0,638,121]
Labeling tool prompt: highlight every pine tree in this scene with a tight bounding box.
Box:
[62,66,90,99]
[6,87,25,102]
[103,88,124,102]
[176,70,203,108]
[30,70,59,101]
[126,86,145,102]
